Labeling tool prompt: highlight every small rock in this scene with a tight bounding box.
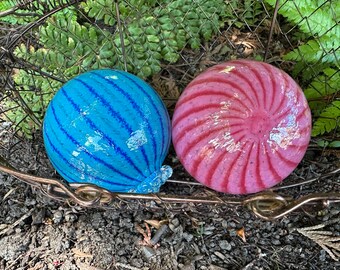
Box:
[319,249,326,261]
[168,223,176,231]
[218,240,232,251]
[330,209,340,215]
[221,220,228,228]
[53,210,63,224]
[65,213,77,223]
[272,239,281,245]
[287,234,294,240]
[229,222,236,228]
[182,232,193,242]
[203,225,215,235]
[172,218,180,227]
[214,251,225,260]
[229,229,237,237]
[141,246,156,261]
[24,197,36,206]
[285,245,293,252]
[32,208,46,225]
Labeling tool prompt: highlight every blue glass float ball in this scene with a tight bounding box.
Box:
[43,69,172,194]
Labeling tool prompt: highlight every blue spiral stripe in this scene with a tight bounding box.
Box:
[74,78,151,173]
[116,71,169,162]
[49,101,140,184]
[44,122,134,188]
[91,72,158,169]
[60,87,147,178]
[74,78,132,131]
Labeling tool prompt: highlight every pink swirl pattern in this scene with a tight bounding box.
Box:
[172,60,312,194]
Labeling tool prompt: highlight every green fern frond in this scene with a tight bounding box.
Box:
[265,0,340,79]
[3,68,63,138]
[0,0,17,11]
[304,68,339,113]
[283,38,340,64]
[312,101,340,136]
[304,68,339,100]
[0,0,31,24]
[0,0,77,24]
[265,0,339,139]
[241,0,263,26]
[317,140,340,148]
[265,0,339,38]
[6,0,235,137]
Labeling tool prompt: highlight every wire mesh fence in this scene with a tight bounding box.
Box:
[0,0,339,217]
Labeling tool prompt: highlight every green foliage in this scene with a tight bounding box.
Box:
[317,140,340,148]
[5,10,115,137]
[304,68,339,114]
[81,0,158,25]
[4,0,236,137]
[0,0,76,24]
[4,72,60,137]
[312,101,340,136]
[13,0,231,78]
[265,0,338,36]
[264,0,339,64]
[265,0,340,138]
[284,38,339,66]
[224,0,264,28]
[82,0,226,56]
[0,0,29,24]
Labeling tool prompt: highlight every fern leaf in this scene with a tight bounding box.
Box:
[0,0,17,11]
[304,68,339,100]
[0,0,29,24]
[264,0,339,38]
[317,140,340,148]
[0,0,78,24]
[265,0,339,81]
[304,68,339,115]
[283,38,340,64]
[312,101,340,136]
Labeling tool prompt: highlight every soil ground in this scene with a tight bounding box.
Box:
[0,131,339,270]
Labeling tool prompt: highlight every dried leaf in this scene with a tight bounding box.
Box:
[75,262,104,270]
[2,187,17,201]
[43,217,53,225]
[144,219,168,229]
[0,208,34,236]
[151,74,180,100]
[237,228,247,243]
[164,77,180,97]
[72,248,94,258]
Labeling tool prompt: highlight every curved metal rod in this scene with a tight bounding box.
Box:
[0,155,339,220]
[248,193,340,220]
[71,185,340,220]
[0,158,97,207]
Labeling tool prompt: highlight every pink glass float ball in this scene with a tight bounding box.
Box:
[172,60,312,194]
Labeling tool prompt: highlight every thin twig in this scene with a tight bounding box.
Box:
[264,0,281,61]
[0,208,34,236]
[272,167,340,190]
[115,0,127,71]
